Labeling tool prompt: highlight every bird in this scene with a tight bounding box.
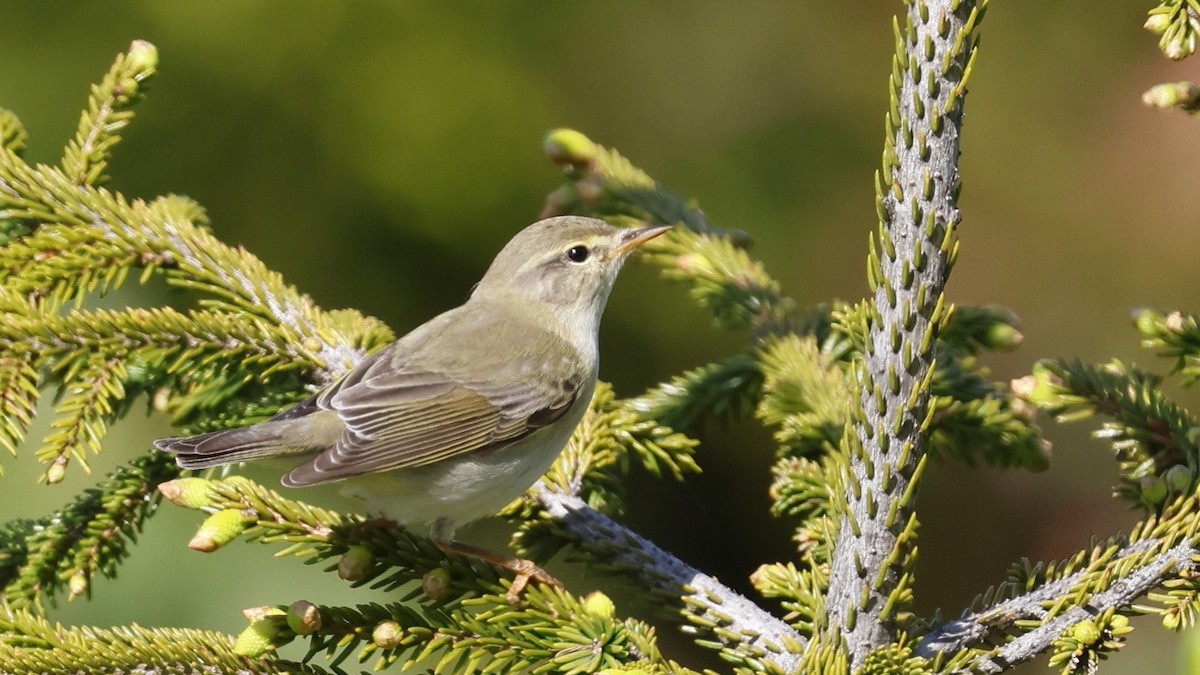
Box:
[155,215,670,599]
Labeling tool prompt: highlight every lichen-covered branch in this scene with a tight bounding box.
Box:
[530,483,805,673]
[915,539,1158,661]
[972,541,1193,673]
[822,0,983,665]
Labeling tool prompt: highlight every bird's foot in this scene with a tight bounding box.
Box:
[432,532,560,603]
[503,558,562,603]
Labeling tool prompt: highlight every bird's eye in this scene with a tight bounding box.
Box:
[566,245,590,263]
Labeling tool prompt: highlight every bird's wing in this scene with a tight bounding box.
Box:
[281,330,585,487]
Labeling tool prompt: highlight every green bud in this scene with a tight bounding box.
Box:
[1164,27,1198,61]
[151,386,172,413]
[1166,464,1194,494]
[1132,307,1162,335]
[233,618,285,658]
[1145,12,1172,36]
[1108,613,1131,633]
[422,568,452,600]
[583,591,615,618]
[286,600,322,635]
[372,620,403,649]
[67,572,88,600]
[302,336,323,353]
[1142,82,1200,110]
[188,509,252,552]
[981,322,1023,352]
[543,129,597,168]
[45,460,66,485]
[158,477,215,509]
[1014,362,1065,406]
[126,40,159,75]
[1140,475,1168,505]
[337,545,374,581]
[1100,359,1126,376]
[1072,619,1100,644]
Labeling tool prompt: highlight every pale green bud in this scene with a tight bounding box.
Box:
[422,568,452,600]
[1072,619,1100,644]
[1109,613,1131,633]
[158,477,215,509]
[45,460,66,485]
[337,545,374,581]
[286,600,322,635]
[1142,82,1200,110]
[583,591,616,618]
[1140,475,1168,505]
[543,129,597,168]
[1145,12,1172,36]
[1163,26,1198,61]
[1132,307,1162,335]
[126,40,159,75]
[188,509,252,552]
[981,322,1023,352]
[67,572,88,600]
[372,620,403,649]
[233,619,283,658]
[1165,464,1193,494]
[151,386,172,413]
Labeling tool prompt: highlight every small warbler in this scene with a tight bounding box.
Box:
[155,215,669,597]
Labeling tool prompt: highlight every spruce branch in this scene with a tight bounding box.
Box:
[1145,0,1200,60]
[914,469,1200,671]
[0,155,393,367]
[1015,358,1199,507]
[1,452,179,610]
[0,109,27,157]
[823,0,983,664]
[61,39,157,187]
[627,352,763,435]
[0,607,280,675]
[1143,2,1199,118]
[529,483,805,673]
[914,539,1157,663]
[234,589,683,674]
[541,129,796,334]
[0,302,323,480]
[965,541,1190,674]
[756,333,852,460]
[1134,307,1200,383]
[0,355,37,471]
[159,476,705,673]
[158,474,554,602]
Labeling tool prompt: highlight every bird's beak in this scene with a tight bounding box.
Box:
[610,224,672,258]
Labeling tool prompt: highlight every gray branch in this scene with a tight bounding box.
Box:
[824,0,979,666]
[531,483,805,672]
[959,541,1194,673]
[915,539,1159,659]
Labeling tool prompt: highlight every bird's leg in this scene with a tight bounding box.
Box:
[431,519,561,603]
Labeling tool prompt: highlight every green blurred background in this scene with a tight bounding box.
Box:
[3,3,1200,672]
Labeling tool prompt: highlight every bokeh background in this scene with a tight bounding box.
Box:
[2,3,1199,672]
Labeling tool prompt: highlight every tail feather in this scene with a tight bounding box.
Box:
[155,418,326,469]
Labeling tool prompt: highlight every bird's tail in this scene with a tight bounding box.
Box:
[154,416,333,469]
